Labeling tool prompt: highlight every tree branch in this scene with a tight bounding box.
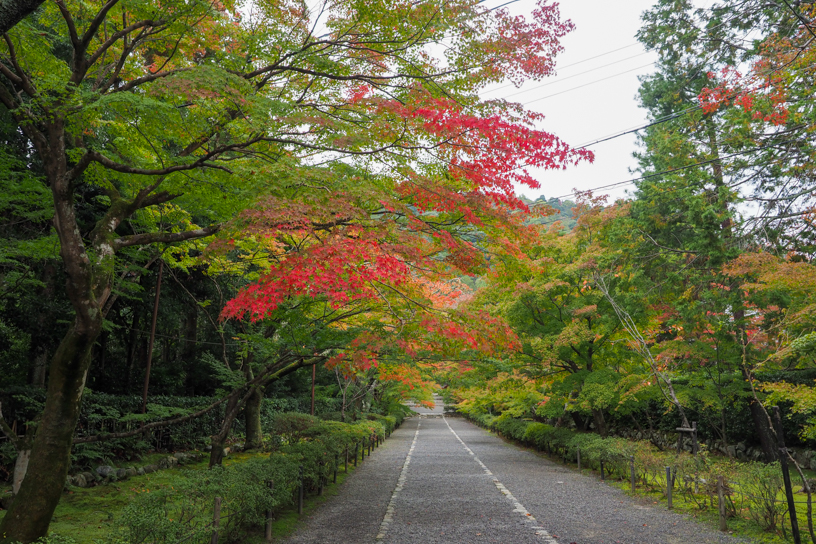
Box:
[87,19,155,67]
[112,224,220,250]
[73,396,225,444]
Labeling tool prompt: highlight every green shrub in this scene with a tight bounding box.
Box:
[491,414,531,441]
[106,457,294,544]
[739,462,786,532]
[365,413,397,434]
[267,412,321,444]
[522,422,554,450]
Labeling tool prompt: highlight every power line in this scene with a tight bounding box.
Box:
[499,52,653,100]
[485,43,641,95]
[521,63,656,106]
[575,105,704,149]
[550,145,781,200]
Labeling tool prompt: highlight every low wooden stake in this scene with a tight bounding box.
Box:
[630,456,636,493]
[211,496,221,544]
[298,466,304,515]
[265,481,274,541]
[666,467,673,510]
[718,476,727,531]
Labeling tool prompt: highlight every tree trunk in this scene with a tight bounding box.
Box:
[0,324,98,543]
[748,396,778,462]
[0,0,45,35]
[592,408,608,438]
[210,390,242,467]
[244,386,263,451]
[12,449,30,495]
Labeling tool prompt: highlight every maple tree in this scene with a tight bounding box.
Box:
[0,0,590,538]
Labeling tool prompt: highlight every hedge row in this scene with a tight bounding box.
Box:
[98,410,406,544]
[471,412,643,479]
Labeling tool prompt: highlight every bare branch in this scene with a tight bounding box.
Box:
[112,224,220,250]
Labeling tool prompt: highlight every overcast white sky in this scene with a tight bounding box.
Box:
[481,0,660,203]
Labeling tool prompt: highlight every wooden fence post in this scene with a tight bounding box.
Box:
[666,467,672,510]
[334,453,338,484]
[265,481,274,541]
[692,421,698,457]
[577,447,581,471]
[630,456,636,493]
[600,459,605,481]
[354,442,359,466]
[211,496,221,544]
[718,476,727,532]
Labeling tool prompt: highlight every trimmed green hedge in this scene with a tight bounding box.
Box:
[101,409,404,544]
[467,412,639,479]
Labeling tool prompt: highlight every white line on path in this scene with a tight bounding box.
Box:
[376,418,421,540]
[443,416,560,544]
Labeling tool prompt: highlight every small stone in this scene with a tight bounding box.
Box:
[137,467,145,476]
[96,465,115,478]
[116,468,130,480]
[173,452,187,461]
[727,445,736,458]
[125,467,138,478]
[143,464,158,474]
[81,471,96,483]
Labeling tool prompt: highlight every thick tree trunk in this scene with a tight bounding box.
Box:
[244,386,263,451]
[0,0,44,34]
[748,397,778,462]
[0,324,98,543]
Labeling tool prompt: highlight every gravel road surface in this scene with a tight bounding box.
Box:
[279,401,750,544]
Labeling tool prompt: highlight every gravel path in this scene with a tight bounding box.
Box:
[279,402,752,544]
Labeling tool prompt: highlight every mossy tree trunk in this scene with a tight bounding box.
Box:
[244,386,264,451]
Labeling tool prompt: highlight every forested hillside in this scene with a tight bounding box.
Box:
[1,0,815,542]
